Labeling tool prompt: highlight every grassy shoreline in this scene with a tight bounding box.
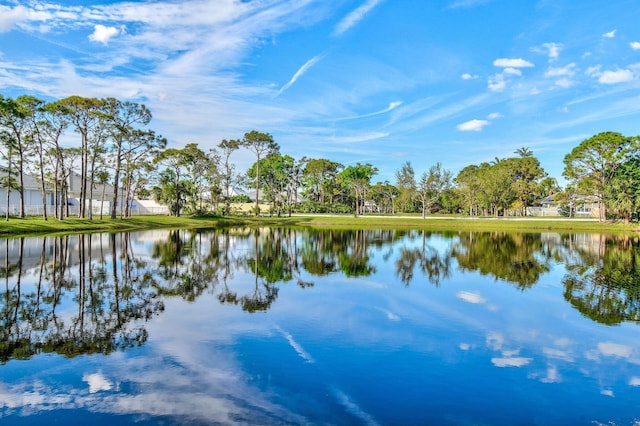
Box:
[0,214,637,237]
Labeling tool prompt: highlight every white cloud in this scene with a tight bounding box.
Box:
[542,347,573,361]
[600,389,614,397]
[540,366,561,383]
[88,24,120,44]
[83,372,113,393]
[501,349,520,357]
[493,58,534,68]
[586,65,602,77]
[598,342,632,358]
[503,67,522,76]
[492,357,532,367]
[487,112,502,119]
[456,291,486,304]
[603,29,617,38]
[0,5,28,32]
[486,332,504,351]
[333,0,383,36]
[630,377,640,386]
[598,69,635,84]
[631,41,640,50]
[542,42,562,61]
[555,78,574,88]
[457,119,489,132]
[554,338,572,347]
[461,73,478,80]
[545,63,576,77]
[277,55,322,96]
[488,73,506,92]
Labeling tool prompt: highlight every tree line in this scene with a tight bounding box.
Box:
[1,93,639,222]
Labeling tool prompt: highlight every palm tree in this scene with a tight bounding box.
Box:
[515,147,533,158]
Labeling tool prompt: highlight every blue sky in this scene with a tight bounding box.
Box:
[1,0,640,184]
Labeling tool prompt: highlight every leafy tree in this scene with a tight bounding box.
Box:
[241,130,279,215]
[538,177,560,197]
[416,162,452,218]
[96,169,110,220]
[506,154,546,216]
[563,131,639,221]
[153,148,194,216]
[218,139,240,215]
[121,130,165,217]
[395,161,416,213]
[283,156,306,216]
[102,98,153,219]
[152,168,193,216]
[369,181,398,214]
[603,157,640,223]
[482,162,516,216]
[40,101,70,219]
[56,96,105,218]
[247,153,291,216]
[302,158,342,204]
[0,95,40,218]
[338,163,378,215]
[455,164,482,216]
[182,143,219,213]
[555,183,582,218]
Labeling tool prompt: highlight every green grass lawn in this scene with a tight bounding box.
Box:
[0,213,635,238]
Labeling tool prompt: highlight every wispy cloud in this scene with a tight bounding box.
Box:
[336,101,403,121]
[332,388,381,426]
[333,0,383,36]
[631,41,640,50]
[461,73,479,80]
[456,291,487,303]
[277,54,323,96]
[274,325,315,363]
[602,29,617,38]
[330,132,390,144]
[447,0,491,9]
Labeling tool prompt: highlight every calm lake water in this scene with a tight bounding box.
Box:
[0,227,639,425]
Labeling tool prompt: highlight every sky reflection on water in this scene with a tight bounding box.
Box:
[0,229,639,425]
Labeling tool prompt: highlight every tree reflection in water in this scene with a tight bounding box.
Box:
[395,230,452,286]
[561,234,640,325]
[451,232,552,289]
[0,234,163,363]
[2,228,639,363]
